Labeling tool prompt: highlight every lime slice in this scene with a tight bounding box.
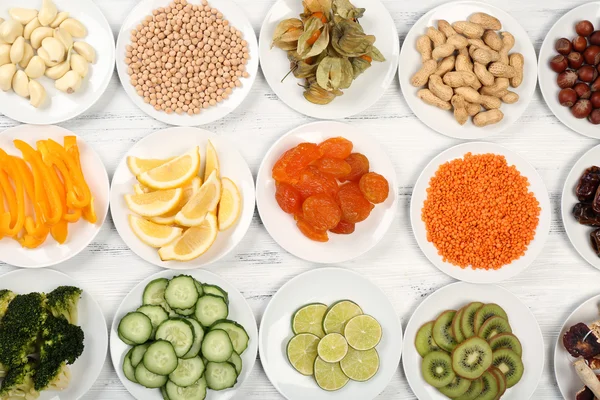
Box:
[317,333,348,363]
[344,314,382,351]
[340,347,380,382]
[323,300,363,335]
[292,303,327,338]
[313,357,349,391]
[286,333,320,376]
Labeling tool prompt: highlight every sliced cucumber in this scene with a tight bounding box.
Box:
[202,329,233,362]
[169,356,205,387]
[183,318,204,359]
[165,275,199,310]
[135,362,168,388]
[160,385,171,400]
[155,318,195,357]
[174,307,195,317]
[123,349,137,383]
[166,376,207,400]
[130,343,150,368]
[119,331,136,346]
[228,351,242,376]
[194,280,204,297]
[210,320,249,355]
[202,284,228,304]
[143,278,172,312]
[195,294,228,327]
[118,312,153,344]
[205,361,237,390]
[143,340,178,375]
[137,305,169,338]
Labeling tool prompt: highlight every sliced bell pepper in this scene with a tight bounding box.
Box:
[0,150,25,237]
[45,139,91,209]
[50,219,68,244]
[64,136,96,223]
[12,156,46,237]
[82,196,97,224]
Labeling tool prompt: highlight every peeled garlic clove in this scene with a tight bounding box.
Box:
[0,44,10,66]
[38,0,57,27]
[25,55,46,79]
[9,36,25,64]
[55,70,81,94]
[23,18,41,40]
[70,53,88,78]
[37,47,58,67]
[73,41,95,63]
[0,20,24,44]
[53,27,72,50]
[59,18,86,38]
[0,19,5,45]
[18,42,33,68]
[8,8,38,25]
[45,59,70,80]
[41,37,65,63]
[28,80,46,108]
[12,70,29,98]
[30,26,53,49]
[0,63,17,91]
[50,11,69,28]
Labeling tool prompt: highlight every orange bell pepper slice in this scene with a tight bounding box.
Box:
[38,140,85,210]
[64,136,96,223]
[50,219,68,244]
[0,150,25,237]
[12,156,46,237]
[18,225,49,249]
[82,196,97,224]
[45,139,91,209]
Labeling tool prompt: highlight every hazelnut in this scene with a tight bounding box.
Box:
[557,70,578,88]
[574,82,591,99]
[573,36,588,52]
[591,91,600,108]
[550,54,569,72]
[591,31,600,45]
[556,38,573,55]
[572,99,593,118]
[559,88,578,107]
[576,20,595,37]
[579,65,598,82]
[568,52,584,69]
[584,45,600,65]
[591,76,600,91]
[589,109,600,124]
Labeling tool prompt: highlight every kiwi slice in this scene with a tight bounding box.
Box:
[492,348,524,388]
[489,366,507,398]
[460,302,483,339]
[415,321,441,358]
[478,371,500,400]
[433,310,458,353]
[438,375,471,398]
[478,316,512,340]
[421,351,455,388]
[452,308,466,343]
[473,304,508,334]
[488,333,523,357]
[454,378,484,400]
[451,337,492,379]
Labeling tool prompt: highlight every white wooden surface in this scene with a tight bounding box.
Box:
[0,0,596,398]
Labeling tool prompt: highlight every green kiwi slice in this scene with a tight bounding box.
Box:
[438,375,471,398]
[433,310,458,353]
[488,333,523,357]
[451,337,492,379]
[421,351,455,388]
[492,349,524,388]
[489,366,507,398]
[415,321,440,358]
[452,308,466,343]
[454,378,484,400]
[478,316,512,340]
[473,304,508,334]
[461,302,483,339]
[478,371,500,400]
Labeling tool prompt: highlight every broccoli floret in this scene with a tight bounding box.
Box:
[34,360,71,392]
[0,361,38,399]
[0,362,7,378]
[45,286,82,325]
[39,314,84,366]
[0,290,16,321]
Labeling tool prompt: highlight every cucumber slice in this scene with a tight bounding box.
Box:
[135,362,168,388]
[160,385,171,400]
[119,331,136,346]
[194,280,204,297]
[118,312,153,344]
[137,305,169,338]
[155,318,195,357]
[169,356,205,387]
[210,319,249,355]
[202,329,233,362]
[205,362,237,390]
[194,294,228,327]
[183,318,204,359]
[166,376,207,400]
[166,275,199,310]
[143,340,178,375]
[228,351,242,376]
[123,349,137,383]
[202,284,229,304]
[143,278,172,312]
[131,343,150,367]
[174,307,195,317]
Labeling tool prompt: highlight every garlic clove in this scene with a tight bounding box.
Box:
[0,63,17,91]
[23,18,41,40]
[0,20,24,44]
[18,42,34,68]
[59,18,86,38]
[12,70,29,98]
[8,8,38,25]
[9,36,25,64]
[45,59,70,80]
[0,44,10,66]
[38,0,58,27]
[55,70,81,94]
[37,47,58,67]
[25,55,46,79]
[28,80,46,108]
[73,41,95,63]
[41,37,65,63]
[70,53,88,78]
[50,12,69,29]
[53,27,72,50]
[30,26,53,49]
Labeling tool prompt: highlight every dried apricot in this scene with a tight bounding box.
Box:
[359,172,390,204]
[313,157,352,179]
[337,182,374,223]
[294,166,338,199]
[297,217,329,242]
[272,143,322,184]
[275,182,303,214]
[330,220,355,234]
[343,153,370,182]
[318,137,353,159]
[302,194,341,231]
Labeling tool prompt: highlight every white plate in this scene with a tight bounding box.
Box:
[258,0,399,119]
[561,144,600,270]
[539,3,600,139]
[399,0,537,139]
[259,267,402,400]
[255,121,398,264]
[554,293,600,400]
[0,268,108,400]
[410,142,551,283]
[403,282,544,400]
[110,269,258,400]
[0,124,110,268]
[110,126,255,269]
[0,0,115,125]
[115,0,258,126]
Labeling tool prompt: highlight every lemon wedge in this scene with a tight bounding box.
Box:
[128,214,183,248]
[127,156,174,176]
[175,171,221,227]
[218,177,241,231]
[204,140,220,182]
[133,183,152,195]
[138,147,201,190]
[124,188,183,217]
[159,213,218,261]
[149,177,202,225]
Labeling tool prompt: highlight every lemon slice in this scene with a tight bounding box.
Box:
[175,171,221,227]
[313,357,349,391]
[317,333,348,363]
[124,188,183,217]
[158,213,218,261]
[204,140,220,182]
[292,303,327,338]
[138,147,201,190]
[286,333,320,376]
[217,177,241,231]
[344,315,382,351]
[323,300,363,335]
[149,177,202,225]
[133,183,152,195]
[127,156,174,176]
[340,347,380,382]
[128,214,183,248]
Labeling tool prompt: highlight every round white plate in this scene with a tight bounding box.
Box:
[110,269,258,400]
[259,267,402,400]
[399,0,537,139]
[258,0,399,119]
[110,126,255,269]
[115,0,258,126]
[561,144,600,271]
[0,0,115,125]
[0,268,108,400]
[403,282,544,400]
[0,124,110,268]
[410,142,551,283]
[554,293,600,400]
[539,3,600,139]
[255,121,398,264]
